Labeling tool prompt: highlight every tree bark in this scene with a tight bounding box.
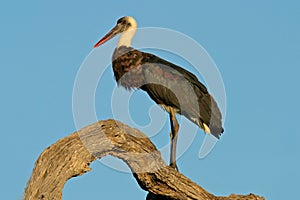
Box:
[24,119,264,200]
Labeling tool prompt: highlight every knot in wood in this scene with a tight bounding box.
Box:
[110,130,126,146]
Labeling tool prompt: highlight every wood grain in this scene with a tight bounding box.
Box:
[24,119,264,200]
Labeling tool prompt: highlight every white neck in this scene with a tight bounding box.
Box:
[117,29,136,47]
[117,17,137,47]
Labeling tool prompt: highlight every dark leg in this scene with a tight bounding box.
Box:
[169,108,179,171]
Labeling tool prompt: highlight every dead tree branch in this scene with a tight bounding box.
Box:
[24,119,264,200]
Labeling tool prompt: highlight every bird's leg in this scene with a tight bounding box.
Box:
[169,108,179,171]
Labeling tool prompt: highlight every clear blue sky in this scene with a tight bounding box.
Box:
[1,1,299,199]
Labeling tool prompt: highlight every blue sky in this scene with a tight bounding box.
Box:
[1,1,299,199]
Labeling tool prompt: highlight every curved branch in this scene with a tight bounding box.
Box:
[24,119,264,200]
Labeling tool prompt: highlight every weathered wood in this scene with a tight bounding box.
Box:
[24,119,264,200]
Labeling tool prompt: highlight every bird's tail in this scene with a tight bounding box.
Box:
[210,126,224,139]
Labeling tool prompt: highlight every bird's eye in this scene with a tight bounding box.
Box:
[128,23,132,26]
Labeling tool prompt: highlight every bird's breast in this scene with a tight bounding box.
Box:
[112,47,145,90]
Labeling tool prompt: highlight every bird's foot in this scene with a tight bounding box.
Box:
[169,162,179,171]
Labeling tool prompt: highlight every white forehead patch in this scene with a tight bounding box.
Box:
[125,16,137,29]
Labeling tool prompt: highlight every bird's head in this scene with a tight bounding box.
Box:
[94,16,137,48]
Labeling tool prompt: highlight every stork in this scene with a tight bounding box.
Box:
[94,16,224,170]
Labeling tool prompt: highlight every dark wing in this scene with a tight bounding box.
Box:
[139,52,224,138]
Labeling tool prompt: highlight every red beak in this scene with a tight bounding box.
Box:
[94,35,110,48]
[94,24,121,48]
